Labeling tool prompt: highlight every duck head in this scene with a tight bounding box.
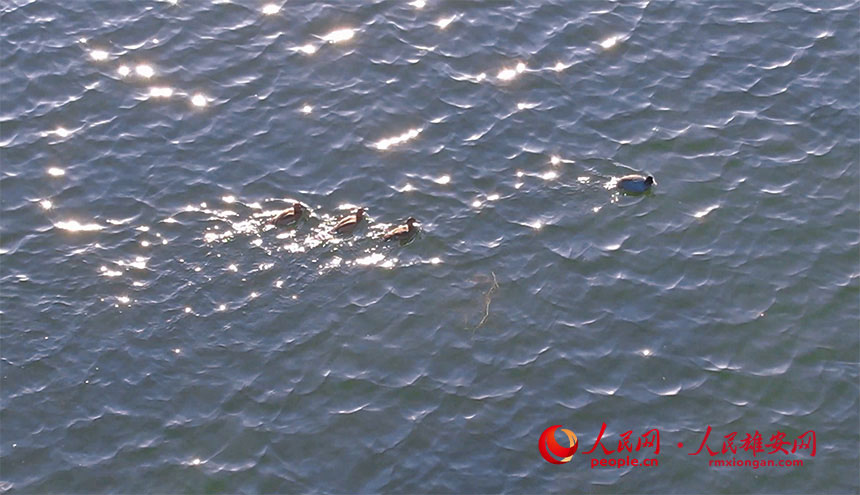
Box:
[645,176,655,186]
[406,217,417,228]
[293,202,304,214]
[355,208,365,219]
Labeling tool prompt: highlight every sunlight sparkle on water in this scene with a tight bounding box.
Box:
[222,195,235,203]
[487,193,500,201]
[191,93,207,107]
[436,16,456,29]
[434,175,451,185]
[40,200,53,210]
[550,155,561,165]
[298,44,318,54]
[118,65,131,77]
[554,61,565,72]
[100,266,122,277]
[262,4,280,15]
[55,220,104,232]
[48,167,65,177]
[355,253,387,267]
[322,28,355,43]
[135,64,155,78]
[541,170,558,181]
[89,49,108,61]
[694,205,719,219]
[600,36,620,49]
[50,127,71,138]
[301,104,313,114]
[410,0,425,8]
[497,62,525,81]
[374,127,422,150]
[149,87,173,98]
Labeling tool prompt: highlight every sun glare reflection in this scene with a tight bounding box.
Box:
[55,220,104,232]
[600,36,620,49]
[436,16,456,29]
[321,28,355,43]
[149,87,174,98]
[374,127,422,150]
[135,64,155,78]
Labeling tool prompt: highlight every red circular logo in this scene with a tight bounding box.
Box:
[539,425,578,464]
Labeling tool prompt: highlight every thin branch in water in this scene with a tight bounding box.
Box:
[475,272,498,330]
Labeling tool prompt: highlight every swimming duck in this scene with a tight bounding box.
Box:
[383,217,418,242]
[617,175,655,193]
[332,208,365,234]
[269,202,304,226]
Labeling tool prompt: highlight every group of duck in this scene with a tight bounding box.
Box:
[268,204,419,242]
[266,173,654,244]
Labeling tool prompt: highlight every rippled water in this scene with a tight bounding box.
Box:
[2,0,858,493]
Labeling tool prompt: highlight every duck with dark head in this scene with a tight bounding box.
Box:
[269,202,305,226]
[383,217,418,243]
[332,208,365,234]
[617,174,655,194]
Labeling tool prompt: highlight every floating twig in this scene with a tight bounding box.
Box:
[475,272,498,330]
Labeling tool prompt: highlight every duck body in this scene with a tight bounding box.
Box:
[332,208,365,234]
[270,203,304,226]
[383,217,418,242]
[617,174,655,193]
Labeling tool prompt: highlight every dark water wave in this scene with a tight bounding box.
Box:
[1,0,858,492]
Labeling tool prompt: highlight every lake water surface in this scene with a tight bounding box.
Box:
[1,0,858,493]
